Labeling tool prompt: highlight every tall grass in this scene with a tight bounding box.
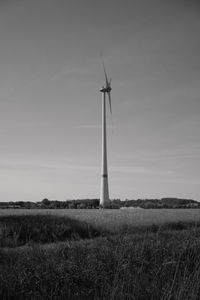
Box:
[0,229,200,299]
[0,208,200,232]
[0,213,200,299]
[0,215,100,247]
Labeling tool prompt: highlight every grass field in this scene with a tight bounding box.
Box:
[0,209,200,299]
[0,208,200,232]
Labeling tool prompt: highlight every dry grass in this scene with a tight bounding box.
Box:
[0,210,200,299]
[0,208,200,232]
[1,226,200,299]
[0,215,100,247]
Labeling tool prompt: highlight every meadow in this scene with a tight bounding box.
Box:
[0,209,200,299]
[0,208,200,232]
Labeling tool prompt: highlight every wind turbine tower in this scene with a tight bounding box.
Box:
[100,64,112,208]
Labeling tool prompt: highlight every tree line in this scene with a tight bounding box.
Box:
[0,197,199,209]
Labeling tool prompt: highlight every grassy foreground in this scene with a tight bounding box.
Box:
[0,212,200,299]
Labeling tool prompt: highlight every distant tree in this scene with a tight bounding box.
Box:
[79,203,86,209]
[15,201,24,207]
[68,202,75,209]
[111,199,121,209]
[41,198,50,206]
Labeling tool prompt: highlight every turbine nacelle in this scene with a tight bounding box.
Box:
[100,85,112,93]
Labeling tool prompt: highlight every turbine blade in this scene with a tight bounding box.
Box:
[108,92,112,115]
[102,61,109,87]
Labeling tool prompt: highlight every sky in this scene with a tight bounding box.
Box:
[0,0,200,201]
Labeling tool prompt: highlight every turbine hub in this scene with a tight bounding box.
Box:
[100,86,112,93]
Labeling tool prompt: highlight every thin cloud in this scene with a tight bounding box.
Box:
[0,160,99,172]
[77,124,114,129]
[114,152,200,162]
[52,66,91,81]
[110,165,175,176]
[0,162,57,171]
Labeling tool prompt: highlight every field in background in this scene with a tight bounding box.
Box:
[0,208,200,232]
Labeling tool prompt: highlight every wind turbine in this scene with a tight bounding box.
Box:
[99,63,112,208]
